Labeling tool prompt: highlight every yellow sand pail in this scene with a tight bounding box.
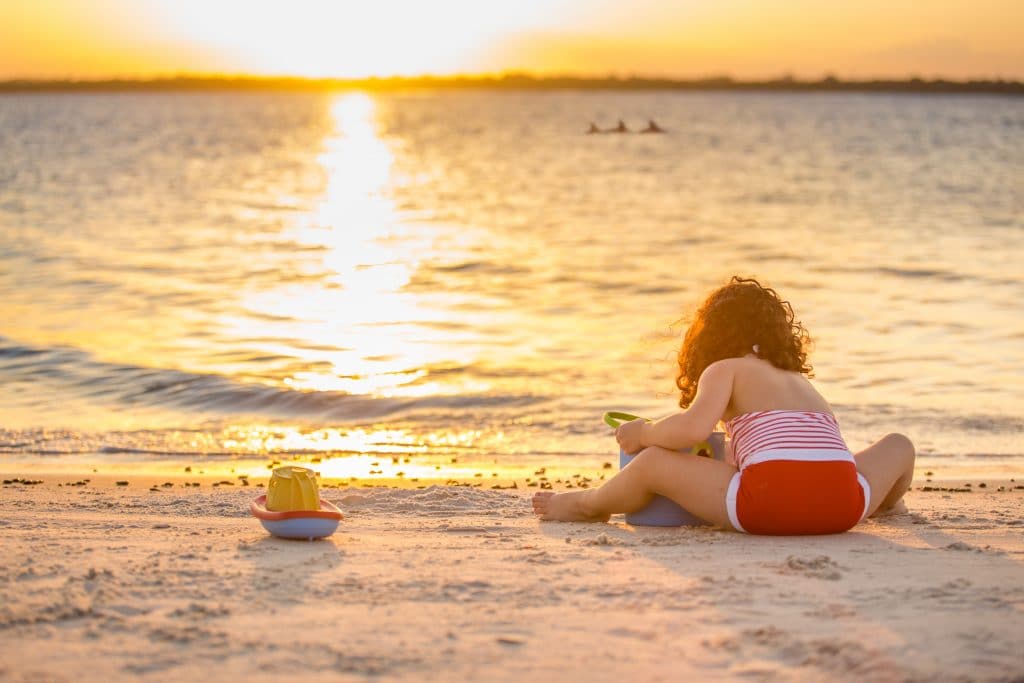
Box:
[266,466,320,512]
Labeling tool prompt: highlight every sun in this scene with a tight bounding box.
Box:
[153,0,574,77]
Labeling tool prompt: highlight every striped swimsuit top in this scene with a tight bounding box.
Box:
[723,410,853,470]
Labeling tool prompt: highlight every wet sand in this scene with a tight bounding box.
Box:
[1,470,1022,682]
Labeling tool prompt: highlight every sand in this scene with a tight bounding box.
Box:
[1,471,1023,682]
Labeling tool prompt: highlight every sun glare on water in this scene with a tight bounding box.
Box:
[225,94,487,400]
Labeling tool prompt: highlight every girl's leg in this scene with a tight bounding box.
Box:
[854,433,916,517]
[531,446,738,528]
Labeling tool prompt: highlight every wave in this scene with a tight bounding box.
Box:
[832,401,1024,434]
[812,264,1022,289]
[0,336,543,422]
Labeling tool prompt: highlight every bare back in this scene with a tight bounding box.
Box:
[722,356,832,422]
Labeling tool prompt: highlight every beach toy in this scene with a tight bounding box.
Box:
[604,411,726,527]
[250,466,342,539]
[267,465,320,511]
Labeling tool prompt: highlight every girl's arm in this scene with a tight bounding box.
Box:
[617,360,735,453]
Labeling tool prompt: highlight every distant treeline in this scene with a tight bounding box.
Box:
[1,73,1022,95]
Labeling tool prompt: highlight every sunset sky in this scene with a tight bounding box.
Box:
[2,0,1022,80]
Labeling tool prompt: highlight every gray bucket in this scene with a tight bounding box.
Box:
[605,411,726,527]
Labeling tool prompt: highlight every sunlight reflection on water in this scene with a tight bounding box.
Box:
[228,94,470,399]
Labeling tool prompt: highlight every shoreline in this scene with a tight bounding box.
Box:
[2,467,1022,681]
[2,455,1020,494]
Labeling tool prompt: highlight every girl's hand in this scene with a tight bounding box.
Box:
[615,418,646,455]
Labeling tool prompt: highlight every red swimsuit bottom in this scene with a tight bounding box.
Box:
[724,411,871,535]
[726,457,870,535]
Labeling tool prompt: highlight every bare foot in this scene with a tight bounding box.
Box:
[531,490,610,522]
[871,499,909,518]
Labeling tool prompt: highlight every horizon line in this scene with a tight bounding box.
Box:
[1,72,1022,95]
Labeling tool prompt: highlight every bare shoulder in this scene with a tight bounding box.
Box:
[704,356,771,377]
[699,358,742,381]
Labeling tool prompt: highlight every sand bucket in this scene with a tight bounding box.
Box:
[266,465,320,512]
[604,411,726,527]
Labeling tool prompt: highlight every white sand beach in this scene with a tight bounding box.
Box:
[2,471,1022,682]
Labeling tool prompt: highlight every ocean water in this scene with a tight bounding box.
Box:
[1,91,1022,477]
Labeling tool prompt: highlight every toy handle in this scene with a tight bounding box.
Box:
[603,411,645,429]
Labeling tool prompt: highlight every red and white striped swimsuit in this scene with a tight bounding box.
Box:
[723,410,871,535]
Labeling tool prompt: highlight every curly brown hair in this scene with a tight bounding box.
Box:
[676,276,813,407]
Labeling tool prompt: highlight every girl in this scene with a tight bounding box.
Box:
[532,276,915,534]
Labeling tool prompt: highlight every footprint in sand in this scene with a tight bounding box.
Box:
[776,555,844,580]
